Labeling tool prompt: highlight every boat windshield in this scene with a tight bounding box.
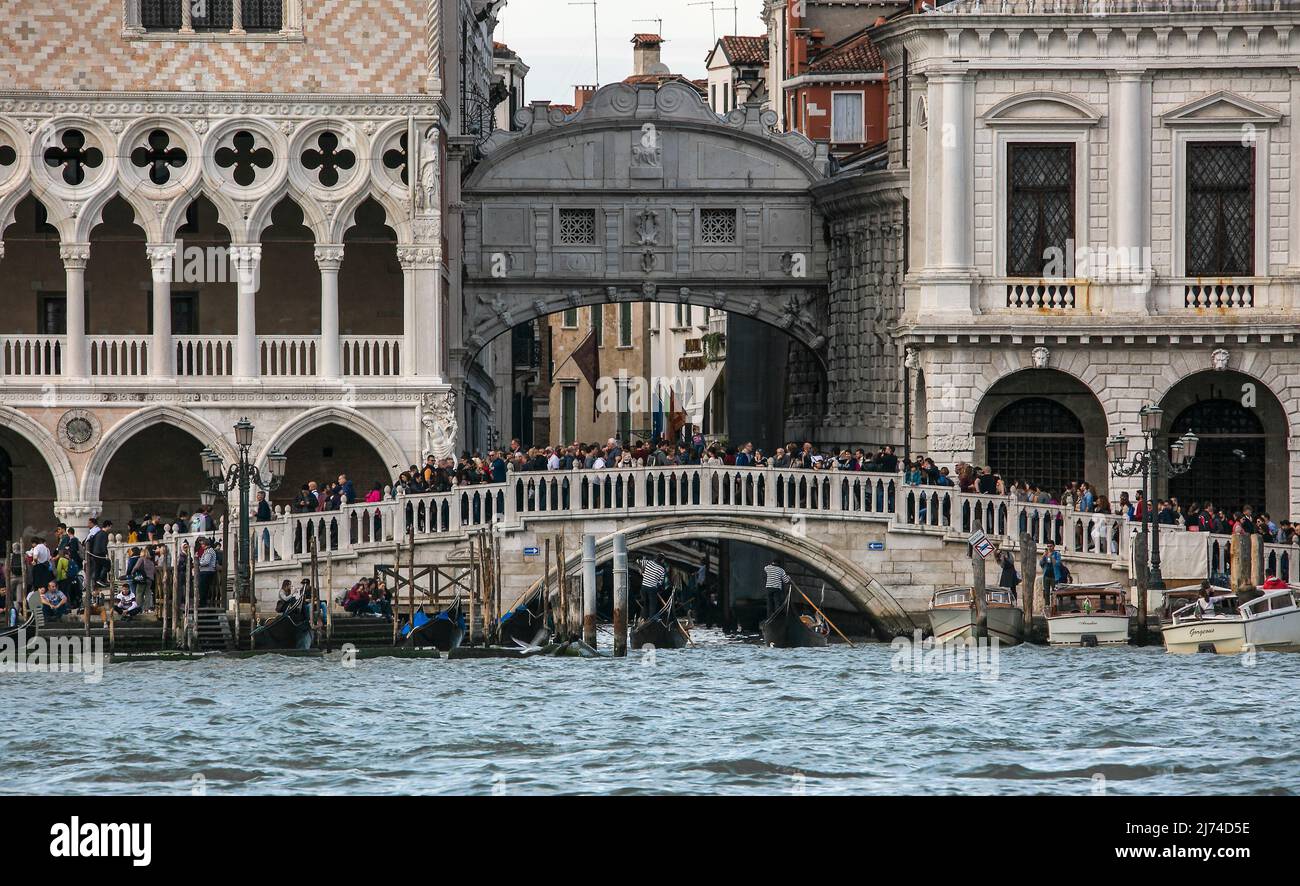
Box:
[985,590,1016,605]
[1242,590,1300,618]
[1052,593,1123,614]
[933,588,972,607]
[1172,595,1240,622]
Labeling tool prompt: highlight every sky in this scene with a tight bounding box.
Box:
[496,0,768,106]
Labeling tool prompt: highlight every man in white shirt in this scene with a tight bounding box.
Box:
[27,537,53,590]
[547,449,561,471]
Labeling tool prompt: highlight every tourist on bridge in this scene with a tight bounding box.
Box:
[764,559,792,616]
[197,539,219,607]
[636,556,667,618]
[25,536,53,592]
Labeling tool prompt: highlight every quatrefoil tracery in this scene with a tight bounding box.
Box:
[131,129,188,185]
[214,130,274,187]
[44,129,103,186]
[301,131,356,188]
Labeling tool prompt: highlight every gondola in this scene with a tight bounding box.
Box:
[1,609,35,642]
[403,597,464,652]
[761,590,829,648]
[251,599,313,650]
[497,589,549,648]
[630,592,689,650]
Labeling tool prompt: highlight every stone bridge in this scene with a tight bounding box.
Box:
[103,466,1205,634]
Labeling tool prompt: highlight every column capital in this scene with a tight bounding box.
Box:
[314,244,345,270]
[60,243,91,269]
[147,242,177,280]
[54,500,103,524]
[230,244,262,269]
[397,244,440,270]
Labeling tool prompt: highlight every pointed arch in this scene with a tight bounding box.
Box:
[80,406,237,501]
[75,188,163,242]
[0,406,78,504]
[256,406,408,478]
[162,188,245,242]
[331,186,411,243]
[248,185,330,243]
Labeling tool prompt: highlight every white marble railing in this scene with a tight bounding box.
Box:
[176,336,236,376]
[0,334,63,376]
[89,335,151,377]
[260,336,318,377]
[342,335,402,377]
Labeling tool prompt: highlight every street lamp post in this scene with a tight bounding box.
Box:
[1107,405,1198,639]
[201,419,285,619]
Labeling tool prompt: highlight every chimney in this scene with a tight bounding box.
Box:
[574,84,596,110]
[631,33,664,76]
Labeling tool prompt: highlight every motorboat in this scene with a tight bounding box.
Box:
[1046,582,1131,647]
[1161,587,1244,654]
[1241,584,1300,654]
[927,586,1024,646]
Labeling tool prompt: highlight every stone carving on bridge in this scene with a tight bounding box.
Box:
[635,209,660,246]
[1211,348,1230,371]
[1031,346,1050,369]
[932,434,975,453]
[904,347,919,370]
[421,390,458,462]
[640,250,655,273]
[632,124,663,169]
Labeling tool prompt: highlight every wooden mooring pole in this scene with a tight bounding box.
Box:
[543,538,554,637]
[581,533,598,649]
[1018,532,1035,633]
[612,533,628,657]
[971,545,987,640]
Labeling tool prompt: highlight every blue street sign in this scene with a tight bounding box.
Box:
[523,546,540,557]
[868,541,885,551]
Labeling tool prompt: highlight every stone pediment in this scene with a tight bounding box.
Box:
[981,91,1102,127]
[1161,91,1283,127]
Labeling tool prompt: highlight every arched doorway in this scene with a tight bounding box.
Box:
[99,425,214,528]
[279,424,394,506]
[973,370,1107,497]
[987,399,1085,496]
[1168,399,1265,513]
[1159,370,1288,517]
[0,428,60,545]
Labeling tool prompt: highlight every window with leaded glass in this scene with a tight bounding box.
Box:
[558,208,596,245]
[193,0,234,30]
[700,208,737,244]
[141,0,182,29]
[1185,143,1254,277]
[986,397,1084,499]
[242,0,283,30]
[1006,144,1074,277]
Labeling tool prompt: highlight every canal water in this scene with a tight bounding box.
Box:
[3,631,1298,795]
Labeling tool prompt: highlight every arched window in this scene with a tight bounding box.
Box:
[1169,398,1265,512]
[987,397,1084,496]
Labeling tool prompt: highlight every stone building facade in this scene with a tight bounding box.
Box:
[0,0,506,540]
[801,0,1300,519]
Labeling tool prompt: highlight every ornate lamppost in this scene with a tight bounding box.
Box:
[1107,403,1199,598]
[201,418,286,610]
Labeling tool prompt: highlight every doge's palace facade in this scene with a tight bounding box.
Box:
[0,1,491,538]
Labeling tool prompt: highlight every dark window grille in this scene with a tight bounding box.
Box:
[1185,143,1254,276]
[1168,397,1265,513]
[242,0,283,31]
[193,0,234,31]
[987,397,1084,497]
[1006,144,1074,277]
[142,0,182,29]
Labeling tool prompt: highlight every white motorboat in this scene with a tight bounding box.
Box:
[927,586,1024,646]
[1046,582,1131,647]
[1242,584,1300,653]
[1161,588,1244,654]
[928,587,977,644]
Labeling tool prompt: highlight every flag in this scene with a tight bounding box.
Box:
[571,330,601,419]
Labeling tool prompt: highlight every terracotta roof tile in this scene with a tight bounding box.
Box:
[632,33,664,45]
[807,31,883,74]
[718,35,768,65]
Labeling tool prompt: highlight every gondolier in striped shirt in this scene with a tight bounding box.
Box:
[636,557,667,619]
[764,559,792,616]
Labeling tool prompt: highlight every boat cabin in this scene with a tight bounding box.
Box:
[1049,584,1126,617]
[985,589,1018,607]
[931,587,974,609]
[1241,586,1300,619]
[1170,593,1240,624]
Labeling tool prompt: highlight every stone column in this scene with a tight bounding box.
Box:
[231,245,262,380]
[60,244,90,379]
[315,245,344,379]
[1110,70,1151,309]
[400,246,443,380]
[936,71,973,271]
[230,0,245,35]
[180,0,194,34]
[147,243,177,378]
[398,246,419,377]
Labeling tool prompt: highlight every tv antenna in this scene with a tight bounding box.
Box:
[688,0,738,42]
[568,0,600,86]
[633,17,664,36]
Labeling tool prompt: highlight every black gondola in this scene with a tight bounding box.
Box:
[498,589,548,648]
[252,599,313,650]
[630,592,689,650]
[760,591,829,648]
[1,610,35,642]
[404,597,464,652]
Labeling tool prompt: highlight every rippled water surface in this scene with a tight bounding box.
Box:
[4,631,1298,795]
